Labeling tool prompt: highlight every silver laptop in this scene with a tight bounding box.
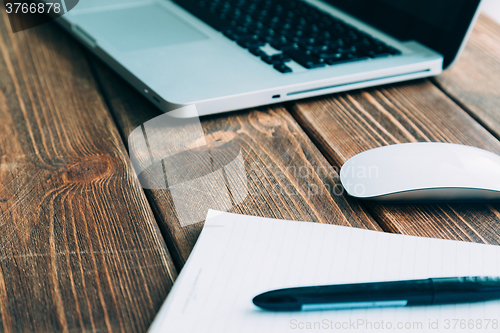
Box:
[57,0,483,118]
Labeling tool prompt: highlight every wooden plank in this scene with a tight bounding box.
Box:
[0,16,177,332]
[88,58,382,268]
[290,79,500,244]
[434,14,500,139]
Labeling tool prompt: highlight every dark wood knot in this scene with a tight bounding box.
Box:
[62,156,112,183]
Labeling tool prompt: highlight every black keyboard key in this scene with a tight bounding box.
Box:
[223,30,239,40]
[249,47,264,56]
[269,35,294,48]
[317,52,343,59]
[310,45,330,54]
[274,62,293,73]
[339,46,358,54]
[260,35,276,43]
[302,44,329,52]
[278,42,300,51]
[262,53,291,64]
[284,48,326,69]
[326,54,369,65]
[225,29,261,41]
[237,36,264,48]
[363,44,392,58]
[299,37,317,45]
[325,38,345,48]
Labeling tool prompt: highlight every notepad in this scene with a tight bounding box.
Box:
[149,211,500,333]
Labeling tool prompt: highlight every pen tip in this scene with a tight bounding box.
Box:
[253,293,300,311]
[252,294,267,307]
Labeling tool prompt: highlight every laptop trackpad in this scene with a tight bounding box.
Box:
[73,3,208,51]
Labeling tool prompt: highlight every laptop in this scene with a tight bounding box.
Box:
[57,0,483,117]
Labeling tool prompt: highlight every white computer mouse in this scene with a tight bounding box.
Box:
[339,142,500,201]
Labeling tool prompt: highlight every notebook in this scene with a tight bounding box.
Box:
[148,210,500,333]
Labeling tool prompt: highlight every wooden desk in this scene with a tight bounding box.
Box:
[0,11,499,332]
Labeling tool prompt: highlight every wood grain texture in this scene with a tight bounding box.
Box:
[0,15,177,333]
[434,14,500,139]
[290,79,500,244]
[88,58,382,269]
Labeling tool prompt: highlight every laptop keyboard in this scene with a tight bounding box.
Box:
[174,0,402,73]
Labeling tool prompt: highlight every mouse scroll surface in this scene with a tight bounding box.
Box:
[339,143,500,202]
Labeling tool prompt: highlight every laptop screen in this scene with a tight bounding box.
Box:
[325,0,482,68]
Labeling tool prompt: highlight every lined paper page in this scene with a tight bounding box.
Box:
[149,210,500,333]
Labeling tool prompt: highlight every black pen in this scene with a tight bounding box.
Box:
[253,276,500,311]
